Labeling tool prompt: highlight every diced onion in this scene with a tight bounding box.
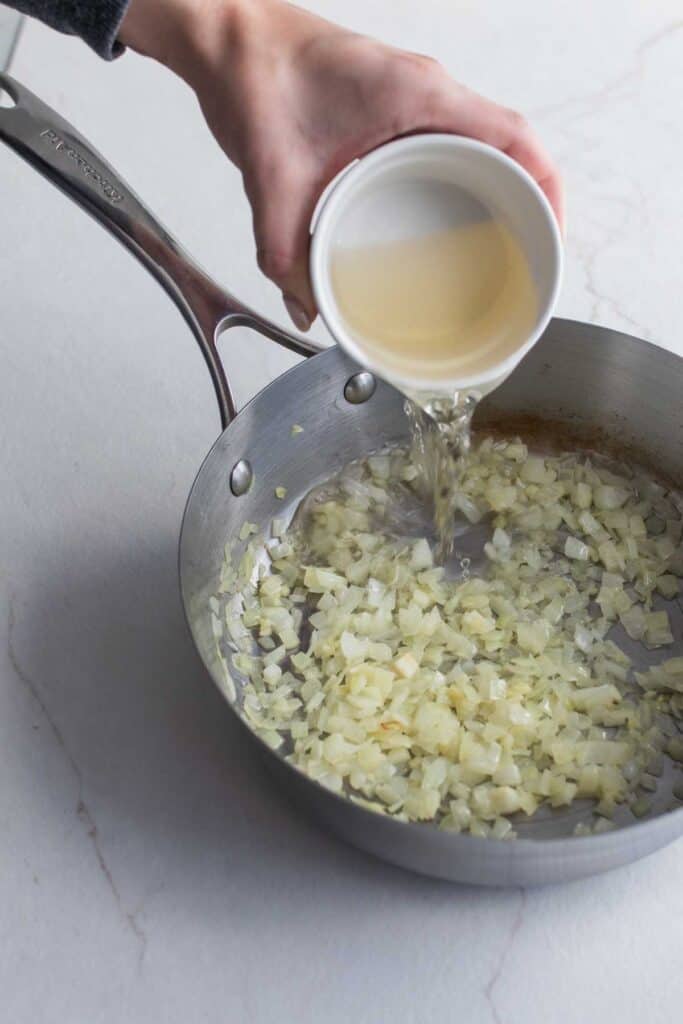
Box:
[216,435,683,840]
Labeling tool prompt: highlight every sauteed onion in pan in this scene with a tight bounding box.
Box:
[213,437,683,839]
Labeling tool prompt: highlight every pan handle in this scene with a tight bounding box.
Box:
[0,73,323,428]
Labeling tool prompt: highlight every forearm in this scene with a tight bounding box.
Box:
[118,0,282,115]
[118,0,225,75]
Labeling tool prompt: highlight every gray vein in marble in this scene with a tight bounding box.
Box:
[532,19,683,123]
[528,19,679,341]
[484,888,527,1024]
[6,597,147,967]
[572,226,651,341]
[568,171,652,339]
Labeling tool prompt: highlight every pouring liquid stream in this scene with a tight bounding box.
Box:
[331,218,539,558]
[403,390,480,564]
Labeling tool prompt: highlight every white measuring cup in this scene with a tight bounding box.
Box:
[310,134,563,398]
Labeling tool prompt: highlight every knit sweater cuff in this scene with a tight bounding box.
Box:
[12,0,131,60]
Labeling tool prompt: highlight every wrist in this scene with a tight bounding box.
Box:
[118,0,258,80]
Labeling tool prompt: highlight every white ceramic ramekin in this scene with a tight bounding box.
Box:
[310,134,563,396]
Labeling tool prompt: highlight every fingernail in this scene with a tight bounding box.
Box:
[283,294,311,332]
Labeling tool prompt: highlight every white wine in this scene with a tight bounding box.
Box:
[331,219,538,384]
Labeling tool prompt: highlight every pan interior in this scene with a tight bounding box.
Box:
[180,321,683,842]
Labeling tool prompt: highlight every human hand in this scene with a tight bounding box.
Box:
[120,0,563,331]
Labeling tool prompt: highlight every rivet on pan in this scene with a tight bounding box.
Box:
[344,371,376,405]
[230,459,253,496]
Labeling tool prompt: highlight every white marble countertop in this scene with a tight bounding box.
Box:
[1,3,682,1022]
[0,6,21,67]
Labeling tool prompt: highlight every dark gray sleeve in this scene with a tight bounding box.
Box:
[6,0,131,60]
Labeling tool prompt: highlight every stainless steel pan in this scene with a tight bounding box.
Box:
[2,74,682,886]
